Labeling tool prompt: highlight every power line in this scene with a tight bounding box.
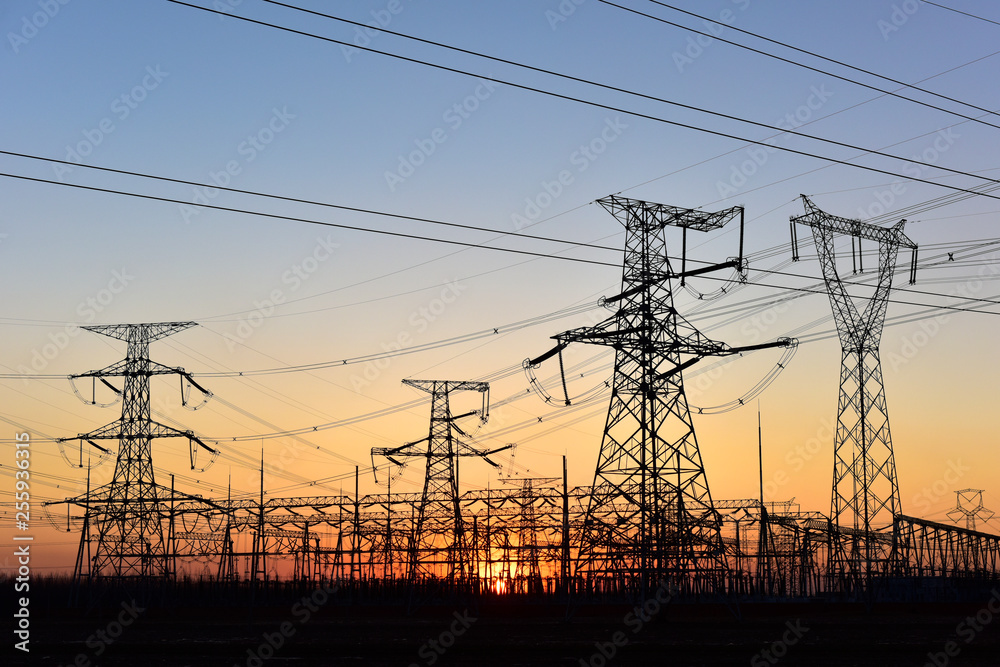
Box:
[5,242,996,446]
[166,1,1000,200]
[0,149,619,255]
[9,144,995,312]
[4,247,999,384]
[0,170,620,267]
[259,0,1000,188]
[920,0,1000,27]
[633,0,1000,121]
[619,47,1000,199]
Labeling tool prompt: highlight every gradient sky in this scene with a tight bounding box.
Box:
[2,0,1000,572]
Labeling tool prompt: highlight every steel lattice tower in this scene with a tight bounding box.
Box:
[372,380,507,581]
[947,489,994,531]
[537,195,790,592]
[59,322,214,580]
[790,195,917,593]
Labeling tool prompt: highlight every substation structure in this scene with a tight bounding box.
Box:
[47,196,1000,601]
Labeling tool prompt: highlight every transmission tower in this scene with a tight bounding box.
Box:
[947,489,994,531]
[371,380,509,581]
[790,195,917,593]
[57,323,216,580]
[528,195,793,593]
[501,476,558,594]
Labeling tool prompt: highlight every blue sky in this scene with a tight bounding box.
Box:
[2,0,1000,567]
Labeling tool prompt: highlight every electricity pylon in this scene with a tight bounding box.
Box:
[529,195,793,593]
[947,489,994,531]
[790,195,917,594]
[57,323,216,580]
[371,380,509,581]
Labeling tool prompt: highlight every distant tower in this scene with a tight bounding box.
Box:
[371,380,508,581]
[790,195,917,594]
[947,489,994,531]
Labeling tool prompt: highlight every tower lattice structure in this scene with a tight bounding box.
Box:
[372,379,508,581]
[790,195,917,592]
[947,489,994,531]
[59,323,215,580]
[533,195,791,592]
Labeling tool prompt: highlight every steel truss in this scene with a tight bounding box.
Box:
[791,195,918,595]
[525,195,790,595]
[55,323,217,581]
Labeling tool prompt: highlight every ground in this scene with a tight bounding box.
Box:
[11,597,1000,667]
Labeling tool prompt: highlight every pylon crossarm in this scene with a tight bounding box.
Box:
[372,437,430,459]
[793,195,916,249]
[600,280,664,306]
[145,420,202,441]
[70,359,193,379]
[57,419,122,442]
[656,355,703,380]
[455,441,512,462]
[82,321,197,343]
[596,196,742,232]
[402,378,487,394]
[726,337,797,356]
[672,258,743,281]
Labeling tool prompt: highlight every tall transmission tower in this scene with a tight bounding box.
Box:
[57,323,216,580]
[790,195,918,593]
[371,380,509,581]
[528,195,793,593]
[947,489,994,531]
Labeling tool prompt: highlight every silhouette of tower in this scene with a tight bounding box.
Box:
[791,195,917,593]
[58,323,215,580]
[529,195,791,592]
[372,379,508,580]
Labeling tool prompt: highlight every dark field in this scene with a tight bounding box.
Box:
[9,591,1000,667]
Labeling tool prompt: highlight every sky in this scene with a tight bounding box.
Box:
[2,0,1000,572]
